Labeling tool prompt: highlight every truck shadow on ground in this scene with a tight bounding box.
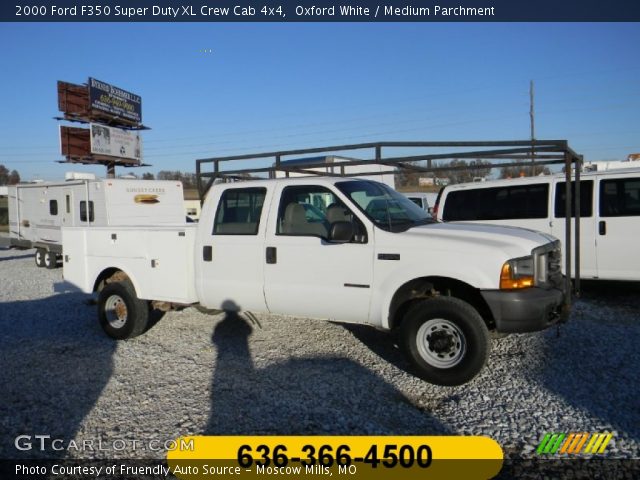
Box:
[205,312,451,435]
[339,323,415,375]
[531,280,640,443]
[0,293,115,459]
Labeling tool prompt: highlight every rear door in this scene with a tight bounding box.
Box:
[595,173,640,280]
[197,186,271,312]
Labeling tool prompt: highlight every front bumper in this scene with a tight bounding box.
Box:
[481,287,569,333]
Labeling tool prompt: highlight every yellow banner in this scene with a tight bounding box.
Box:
[167,435,503,479]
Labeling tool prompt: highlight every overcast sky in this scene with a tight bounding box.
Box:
[1,23,639,180]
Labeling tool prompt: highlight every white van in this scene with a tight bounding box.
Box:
[401,192,439,213]
[435,168,640,281]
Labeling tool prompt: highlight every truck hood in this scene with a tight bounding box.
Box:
[401,221,557,256]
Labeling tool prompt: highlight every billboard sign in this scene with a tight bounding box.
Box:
[88,77,142,124]
[60,126,90,158]
[90,124,142,162]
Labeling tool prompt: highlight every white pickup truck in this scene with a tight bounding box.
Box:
[63,177,567,386]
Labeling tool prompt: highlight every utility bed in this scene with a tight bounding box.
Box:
[63,225,198,304]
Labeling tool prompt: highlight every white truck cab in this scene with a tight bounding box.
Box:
[63,176,567,386]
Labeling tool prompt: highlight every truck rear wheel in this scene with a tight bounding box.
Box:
[44,251,57,269]
[400,297,490,386]
[97,280,149,339]
[35,249,45,268]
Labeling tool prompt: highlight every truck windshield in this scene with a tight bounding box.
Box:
[336,180,434,232]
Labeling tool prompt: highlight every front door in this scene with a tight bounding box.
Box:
[263,184,374,323]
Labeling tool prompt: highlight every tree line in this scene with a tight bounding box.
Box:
[0,162,551,189]
[395,159,550,188]
[0,164,21,185]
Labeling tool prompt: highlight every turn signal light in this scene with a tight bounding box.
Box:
[500,263,534,290]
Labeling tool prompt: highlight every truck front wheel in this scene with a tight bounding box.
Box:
[400,297,490,386]
[97,280,149,340]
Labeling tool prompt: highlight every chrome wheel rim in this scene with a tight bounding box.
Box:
[416,319,466,368]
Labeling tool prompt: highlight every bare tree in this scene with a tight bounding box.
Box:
[0,165,21,185]
[0,165,8,185]
[439,159,492,184]
[157,170,197,189]
[499,164,550,179]
[8,170,20,185]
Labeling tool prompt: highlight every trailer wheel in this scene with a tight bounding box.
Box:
[35,249,45,268]
[97,280,149,340]
[400,297,490,386]
[44,251,57,269]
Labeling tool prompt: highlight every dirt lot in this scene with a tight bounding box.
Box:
[0,247,638,477]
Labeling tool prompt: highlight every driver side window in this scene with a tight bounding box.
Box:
[276,185,366,242]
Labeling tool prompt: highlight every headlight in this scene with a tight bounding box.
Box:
[500,256,534,289]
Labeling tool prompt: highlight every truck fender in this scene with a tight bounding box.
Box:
[92,266,143,300]
[373,266,495,330]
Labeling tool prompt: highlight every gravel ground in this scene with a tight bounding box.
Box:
[0,247,638,475]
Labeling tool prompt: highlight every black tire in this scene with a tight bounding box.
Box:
[35,248,45,268]
[44,251,57,269]
[97,280,149,340]
[400,297,490,386]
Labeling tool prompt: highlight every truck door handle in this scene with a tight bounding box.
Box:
[203,246,212,262]
[599,221,606,236]
[266,247,277,264]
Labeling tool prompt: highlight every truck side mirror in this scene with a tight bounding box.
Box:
[329,221,354,243]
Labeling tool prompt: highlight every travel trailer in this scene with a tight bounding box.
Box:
[8,173,185,268]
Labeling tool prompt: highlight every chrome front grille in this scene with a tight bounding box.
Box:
[547,246,563,287]
[533,241,563,288]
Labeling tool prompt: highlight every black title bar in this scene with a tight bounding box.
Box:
[4,1,640,22]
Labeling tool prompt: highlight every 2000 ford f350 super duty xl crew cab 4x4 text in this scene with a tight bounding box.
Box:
[62,177,568,386]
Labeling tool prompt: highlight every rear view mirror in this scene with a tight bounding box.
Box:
[329,221,354,243]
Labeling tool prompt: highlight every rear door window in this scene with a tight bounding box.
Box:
[213,187,266,235]
[600,178,640,217]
